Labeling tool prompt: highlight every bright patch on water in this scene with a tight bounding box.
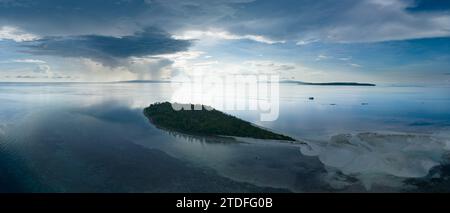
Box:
[0,82,450,192]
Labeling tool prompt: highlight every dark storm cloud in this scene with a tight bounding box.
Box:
[222,0,450,42]
[0,0,149,36]
[1,0,450,44]
[22,28,192,66]
[0,0,253,37]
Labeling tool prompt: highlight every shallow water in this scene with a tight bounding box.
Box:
[0,82,449,192]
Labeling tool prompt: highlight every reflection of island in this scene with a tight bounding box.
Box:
[280,80,376,86]
[143,102,295,141]
[166,130,242,144]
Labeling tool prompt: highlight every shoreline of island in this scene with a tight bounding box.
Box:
[143,102,296,142]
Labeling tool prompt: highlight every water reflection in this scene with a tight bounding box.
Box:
[165,131,242,144]
[0,83,450,192]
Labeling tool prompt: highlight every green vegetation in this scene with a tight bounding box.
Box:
[144,102,295,141]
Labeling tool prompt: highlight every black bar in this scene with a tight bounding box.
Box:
[0,193,449,211]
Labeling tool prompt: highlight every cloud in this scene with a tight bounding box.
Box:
[14,74,72,80]
[173,29,285,44]
[33,64,51,74]
[193,61,219,66]
[349,63,362,68]
[127,57,174,80]
[0,26,39,42]
[22,28,192,66]
[243,60,295,72]
[315,54,330,61]
[338,57,352,61]
[1,0,449,44]
[1,0,449,84]
[152,51,205,61]
[296,39,319,46]
[0,0,254,38]
[223,0,450,43]
[0,58,46,64]
[12,59,46,64]
[0,57,54,77]
[0,0,147,37]
[15,75,38,79]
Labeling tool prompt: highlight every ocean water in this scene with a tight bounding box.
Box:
[0,82,449,192]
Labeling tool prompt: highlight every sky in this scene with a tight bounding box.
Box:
[0,0,449,84]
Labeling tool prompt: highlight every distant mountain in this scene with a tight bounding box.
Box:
[279,80,376,86]
[116,79,375,86]
[115,80,172,83]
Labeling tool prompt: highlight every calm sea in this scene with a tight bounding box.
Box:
[0,82,449,192]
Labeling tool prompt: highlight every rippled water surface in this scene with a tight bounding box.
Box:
[1,82,449,192]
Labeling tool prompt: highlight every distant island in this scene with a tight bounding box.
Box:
[143,102,295,141]
[115,80,172,84]
[279,80,376,86]
[116,79,375,86]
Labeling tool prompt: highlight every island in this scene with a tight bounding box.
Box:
[114,80,172,84]
[143,102,295,141]
[279,80,376,86]
[113,79,375,86]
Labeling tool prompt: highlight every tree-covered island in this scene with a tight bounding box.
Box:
[143,102,295,141]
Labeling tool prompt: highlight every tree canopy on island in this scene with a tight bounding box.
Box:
[144,102,295,141]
